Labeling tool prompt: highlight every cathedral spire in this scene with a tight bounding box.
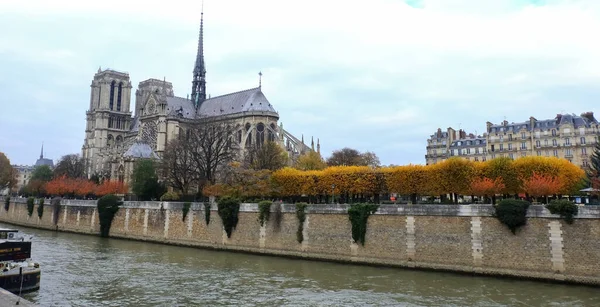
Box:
[40,142,44,159]
[191,3,207,108]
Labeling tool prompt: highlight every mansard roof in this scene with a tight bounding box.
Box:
[165,87,278,120]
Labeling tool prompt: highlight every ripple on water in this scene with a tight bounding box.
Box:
[7,224,597,307]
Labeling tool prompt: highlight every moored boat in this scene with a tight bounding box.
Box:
[0,229,40,293]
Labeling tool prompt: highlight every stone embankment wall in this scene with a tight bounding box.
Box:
[1,199,599,286]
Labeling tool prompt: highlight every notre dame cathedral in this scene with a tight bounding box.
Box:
[81,12,317,183]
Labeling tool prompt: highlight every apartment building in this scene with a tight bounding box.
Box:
[425,112,599,168]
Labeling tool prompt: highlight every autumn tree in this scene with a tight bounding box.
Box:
[161,139,197,197]
[385,165,429,203]
[0,153,17,192]
[95,180,128,197]
[469,177,505,203]
[53,154,85,178]
[131,159,165,201]
[436,158,475,203]
[244,141,288,171]
[295,151,327,171]
[522,172,562,204]
[485,157,520,196]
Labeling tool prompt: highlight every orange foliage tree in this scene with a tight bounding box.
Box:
[95,180,128,197]
[468,177,505,203]
[522,172,563,203]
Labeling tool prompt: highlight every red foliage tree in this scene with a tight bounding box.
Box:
[95,180,128,197]
[522,172,562,203]
[469,177,505,196]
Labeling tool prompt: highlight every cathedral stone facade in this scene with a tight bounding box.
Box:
[82,13,315,184]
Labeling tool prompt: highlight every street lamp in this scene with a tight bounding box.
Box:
[331,184,335,204]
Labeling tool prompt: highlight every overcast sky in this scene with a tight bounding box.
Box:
[1,0,600,166]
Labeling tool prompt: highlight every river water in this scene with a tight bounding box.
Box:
[0,223,595,306]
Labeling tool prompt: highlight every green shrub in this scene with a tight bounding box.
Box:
[160,191,180,201]
[258,200,272,226]
[4,196,9,211]
[97,195,122,238]
[348,203,379,246]
[295,202,308,243]
[217,197,240,238]
[182,202,191,222]
[546,200,578,224]
[37,198,44,219]
[204,202,211,225]
[494,199,531,235]
[26,197,35,217]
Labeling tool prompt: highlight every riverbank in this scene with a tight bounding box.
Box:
[1,198,599,287]
[0,287,35,306]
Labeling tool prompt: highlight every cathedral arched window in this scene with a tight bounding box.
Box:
[245,123,251,131]
[107,134,114,147]
[117,165,125,182]
[117,82,123,111]
[245,133,252,147]
[108,116,114,128]
[256,123,265,147]
[237,130,242,144]
[116,135,123,146]
[109,81,116,110]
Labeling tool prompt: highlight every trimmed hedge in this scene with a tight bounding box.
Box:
[546,199,578,224]
[258,201,272,226]
[217,197,240,238]
[27,197,35,217]
[97,195,122,237]
[295,203,308,243]
[495,199,530,235]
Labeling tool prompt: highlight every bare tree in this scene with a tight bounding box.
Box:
[187,118,238,184]
[54,154,86,178]
[161,139,197,196]
[326,147,381,168]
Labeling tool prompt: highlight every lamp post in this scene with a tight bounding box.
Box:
[331,184,335,204]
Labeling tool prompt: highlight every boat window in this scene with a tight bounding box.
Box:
[0,232,6,239]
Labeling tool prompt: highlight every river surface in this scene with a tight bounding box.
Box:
[0,223,595,306]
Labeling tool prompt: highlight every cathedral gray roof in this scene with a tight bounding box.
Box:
[165,87,278,120]
[199,87,277,117]
[124,142,158,159]
[166,96,196,119]
[34,158,54,168]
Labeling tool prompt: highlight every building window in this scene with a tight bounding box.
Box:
[545,150,549,157]
[536,140,540,147]
[544,139,549,146]
[552,139,557,146]
[580,137,586,145]
[109,80,115,110]
[537,150,541,156]
[565,137,570,145]
[475,148,479,154]
[509,134,513,141]
[521,142,526,149]
[509,153,514,159]
[474,157,479,162]
[499,144,504,151]
[508,143,512,150]
[582,147,587,155]
[521,132,526,139]
[553,149,558,157]
[482,157,486,161]
[499,135,504,141]
[552,129,556,136]
[117,82,123,111]
[566,148,572,157]
[467,148,471,155]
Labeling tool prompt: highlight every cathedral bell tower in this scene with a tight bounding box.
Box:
[82,68,133,177]
[191,9,207,108]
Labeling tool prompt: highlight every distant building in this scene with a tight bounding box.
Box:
[12,165,34,192]
[426,112,599,168]
[34,143,54,168]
